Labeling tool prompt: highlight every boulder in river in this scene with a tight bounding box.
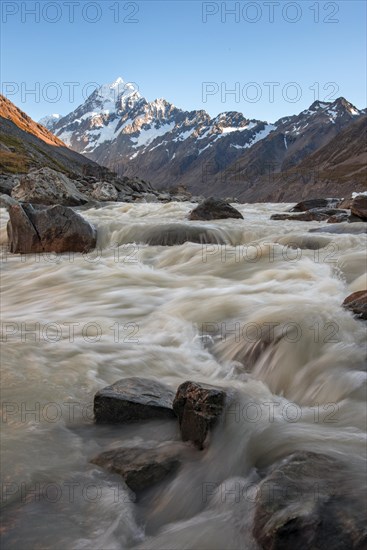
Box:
[342,291,367,320]
[253,451,367,550]
[94,377,176,424]
[290,198,342,212]
[173,381,227,449]
[188,198,243,221]
[350,195,367,221]
[91,442,186,492]
[11,167,88,206]
[7,203,97,254]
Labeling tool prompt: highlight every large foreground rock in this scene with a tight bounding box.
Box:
[189,198,243,221]
[90,442,186,492]
[7,203,96,254]
[343,291,367,320]
[173,381,227,449]
[11,167,88,206]
[290,198,342,212]
[253,451,366,550]
[94,377,176,423]
[350,195,367,221]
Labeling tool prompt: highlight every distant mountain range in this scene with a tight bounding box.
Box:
[1,78,365,201]
[39,77,366,200]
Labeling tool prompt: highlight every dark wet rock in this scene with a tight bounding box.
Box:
[94,377,176,424]
[7,203,97,254]
[11,167,88,206]
[351,195,367,221]
[253,451,367,550]
[143,223,229,246]
[327,212,350,223]
[0,175,19,196]
[290,198,342,212]
[309,223,367,234]
[173,381,227,450]
[271,208,346,222]
[0,193,18,208]
[189,198,243,221]
[90,442,186,492]
[343,291,367,320]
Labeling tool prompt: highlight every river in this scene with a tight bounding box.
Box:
[1,201,366,549]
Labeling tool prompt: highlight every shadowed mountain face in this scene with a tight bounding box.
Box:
[41,77,366,200]
[0,94,101,176]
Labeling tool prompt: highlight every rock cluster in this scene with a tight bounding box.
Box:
[91,378,228,492]
[1,166,195,205]
[271,194,367,226]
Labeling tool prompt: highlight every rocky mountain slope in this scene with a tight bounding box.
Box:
[43,77,366,200]
[0,94,102,176]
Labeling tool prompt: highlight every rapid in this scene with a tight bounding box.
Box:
[1,201,366,549]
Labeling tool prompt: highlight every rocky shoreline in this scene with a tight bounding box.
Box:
[0,166,203,206]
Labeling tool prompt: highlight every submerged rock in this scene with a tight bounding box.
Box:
[290,198,342,212]
[188,198,243,221]
[94,377,176,424]
[11,167,88,206]
[271,208,346,222]
[7,203,96,254]
[253,451,367,550]
[173,381,227,449]
[309,223,367,234]
[91,442,185,492]
[343,291,367,320]
[143,224,228,246]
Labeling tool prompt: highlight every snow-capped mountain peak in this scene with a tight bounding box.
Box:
[86,77,142,114]
[39,113,62,130]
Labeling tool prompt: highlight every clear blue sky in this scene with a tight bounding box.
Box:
[1,0,366,122]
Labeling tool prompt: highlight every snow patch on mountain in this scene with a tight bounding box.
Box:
[39,113,62,130]
[243,124,276,148]
[131,122,176,148]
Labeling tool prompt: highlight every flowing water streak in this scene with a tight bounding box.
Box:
[0,202,366,549]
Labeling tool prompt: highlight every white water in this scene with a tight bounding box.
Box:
[1,202,366,549]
